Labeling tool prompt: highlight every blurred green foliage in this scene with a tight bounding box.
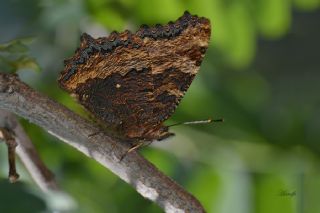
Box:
[0,0,320,212]
[0,179,46,212]
[0,38,40,73]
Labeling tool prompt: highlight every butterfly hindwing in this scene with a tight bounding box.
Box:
[58,11,211,141]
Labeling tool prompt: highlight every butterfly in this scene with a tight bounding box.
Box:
[58,11,211,143]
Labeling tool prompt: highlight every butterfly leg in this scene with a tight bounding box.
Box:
[119,141,146,161]
[157,132,175,141]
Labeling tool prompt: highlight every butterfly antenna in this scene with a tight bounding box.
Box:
[168,118,224,127]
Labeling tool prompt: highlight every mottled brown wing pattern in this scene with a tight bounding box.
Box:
[58,11,211,141]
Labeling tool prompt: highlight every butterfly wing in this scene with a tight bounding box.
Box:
[58,11,211,141]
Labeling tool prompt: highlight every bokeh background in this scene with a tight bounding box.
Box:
[1,0,320,212]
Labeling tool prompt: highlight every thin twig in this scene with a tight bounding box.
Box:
[0,110,59,191]
[0,73,205,213]
[0,127,19,182]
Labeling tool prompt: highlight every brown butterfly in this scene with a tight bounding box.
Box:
[58,11,211,143]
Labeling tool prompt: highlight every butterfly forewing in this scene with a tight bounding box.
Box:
[58,11,211,141]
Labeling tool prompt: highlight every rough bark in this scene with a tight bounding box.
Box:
[0,110,58,191]
[0,73,205,213]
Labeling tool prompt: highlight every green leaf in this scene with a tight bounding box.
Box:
[134,0,183,23]
[0,37,35,54]
[0,55,41,73]
[225,2,256,68]
[255,0,291,39]
[12,56,41,72]
[94,9,126,31]
[0,37,40,73]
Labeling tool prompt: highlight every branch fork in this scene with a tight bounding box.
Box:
[0,73,205,213]
[0,127,19,182]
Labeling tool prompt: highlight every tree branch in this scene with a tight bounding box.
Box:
[0,73,205,213]
[0,109,59,192]
[0,125,19,182]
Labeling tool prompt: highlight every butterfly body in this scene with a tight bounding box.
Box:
[58,11,211,142]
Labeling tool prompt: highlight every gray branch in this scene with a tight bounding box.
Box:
[0,73,205,213]
[0,110,59,192]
